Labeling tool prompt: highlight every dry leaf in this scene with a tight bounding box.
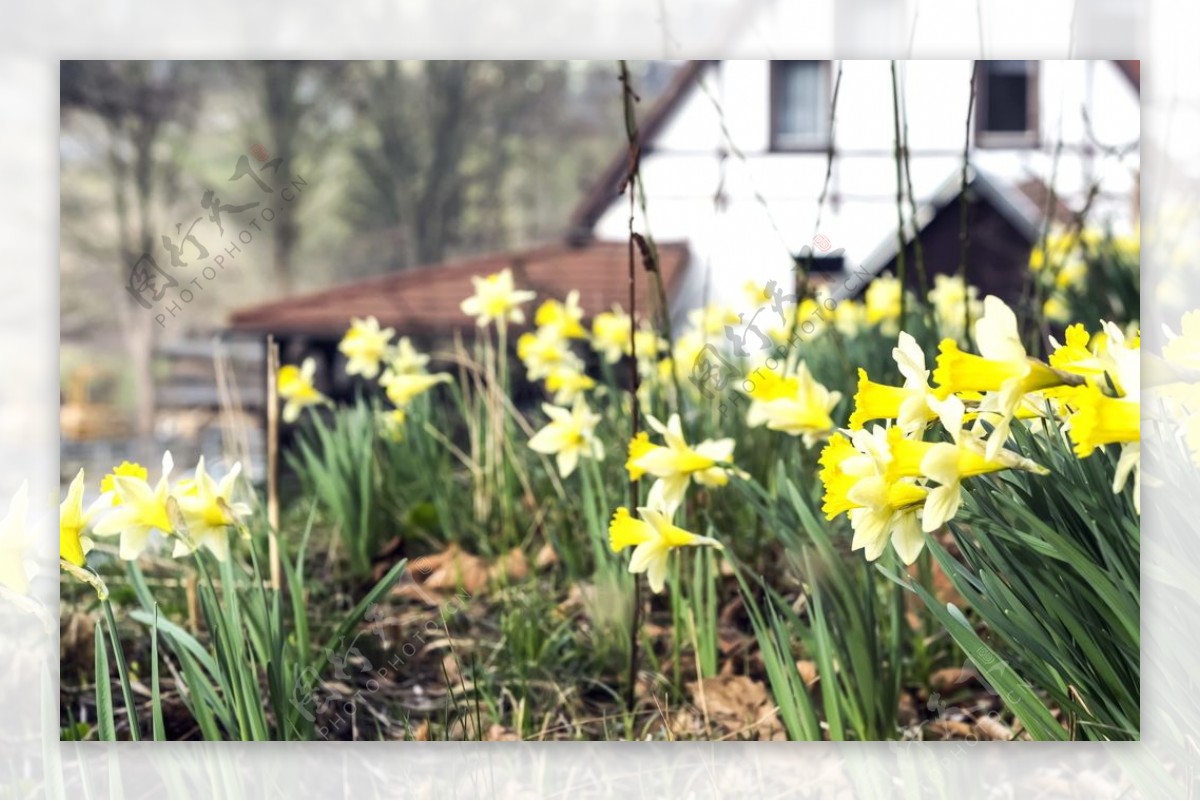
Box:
[410,720,430,741]
[534,542,558,569]
[974,714,1013,741]
[486,723,520,741]
[795,659,819,688]
[687,675,785,740]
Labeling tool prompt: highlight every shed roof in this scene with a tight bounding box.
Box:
[229,240,690,336]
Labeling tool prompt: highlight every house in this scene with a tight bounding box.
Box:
[230,59,1140,362]
[574,59,1140,318]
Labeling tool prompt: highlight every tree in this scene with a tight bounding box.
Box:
[60,61,201,460]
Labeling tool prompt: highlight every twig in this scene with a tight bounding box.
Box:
[890,61,910,331]
[619,60,643,715]
[959,62,978,347]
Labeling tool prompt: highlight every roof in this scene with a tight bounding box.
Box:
[228,241,690,336]
[847,166,1044,297]
[567,61,711,241]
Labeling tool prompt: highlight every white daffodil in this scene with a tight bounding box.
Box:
[459,267,537,328]
[338,316,395,379]
[527,396,604,478]
[91,451,176,560]
[609,502,722,593]
[174,457,252,562]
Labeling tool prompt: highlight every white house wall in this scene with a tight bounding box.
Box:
[591,59,1141,325]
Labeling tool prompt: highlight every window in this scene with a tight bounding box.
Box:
[975,61,1039,147]
[770,61,831,151]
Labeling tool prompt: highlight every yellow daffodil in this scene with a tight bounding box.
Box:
[278,358,330,423]
[1049,321,1139,400]
[609,503,722,593]
[338,316,395,379]
[865,274,902,333]
[1066,385,1139,457]
[60,468,102,567]
[535,291,587,339]
[518,326,579,381]
[818,433,864,520]
[383,337,431,379]
[846,475,928,564]
[744,361,841,445]
[1163,311,1200,371]
[382,370,451,408]
[1065,385,1140,512]
[688,304,741,340]
[850,333,938,435]
[633,327,667,368]
[919,396,1049,532]
[91,451,176,560]
[933,296,1078,458]
[833,298,867,337]
[0,481,31,594]
[174,457,252,562]
[527,396,604,478]
[743,280,773,308]
[459,267,536,328]
[591,306,632,364]
[378,408,407,442]
[100,461,148,507]
[928,274,982,342]
[545,367,596,406]
[1043,294,1071,324]
[625,414,739,509]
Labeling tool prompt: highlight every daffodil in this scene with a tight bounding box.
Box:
[933,296,1078,458]
[459,267,536,328]
[100,461,148,507]
[0,481,32,595]
[278,358,330,423]
[92,451,176,560]
[608,503,722,593]
[535,291,587,339]
[928,274,982,342]
[743,280,773,309]
[517,326,579,381]
[1162,311,1200,371]
[591,306,632,364]
[545,367,596,406]
[846,475,928,564]
[625,414,739,509]
[1043,294,1071,323]
[688,304,741,340]
[919,395,1049,532]
[865,273,902,333]
[1066,384,1139,452]
[382,337,431,379]
[528,396,604,478]
[60,468,102,567]
[1049,321,1139,399]
[378,408,408,442]
[338,316,395,379]
[848,333,938,435]
[174,457,252,562]
[381,370,451,408]
[744,361,841,444]
[833,298,867,336]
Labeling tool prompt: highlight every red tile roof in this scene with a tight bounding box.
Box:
[228,241,690,336]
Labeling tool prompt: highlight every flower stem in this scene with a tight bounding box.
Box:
[101,597,141,741]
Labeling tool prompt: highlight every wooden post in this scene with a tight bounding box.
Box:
[266,335,281,591]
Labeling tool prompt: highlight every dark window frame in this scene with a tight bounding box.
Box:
[974,60,1040,149]
[769,60,834,153]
